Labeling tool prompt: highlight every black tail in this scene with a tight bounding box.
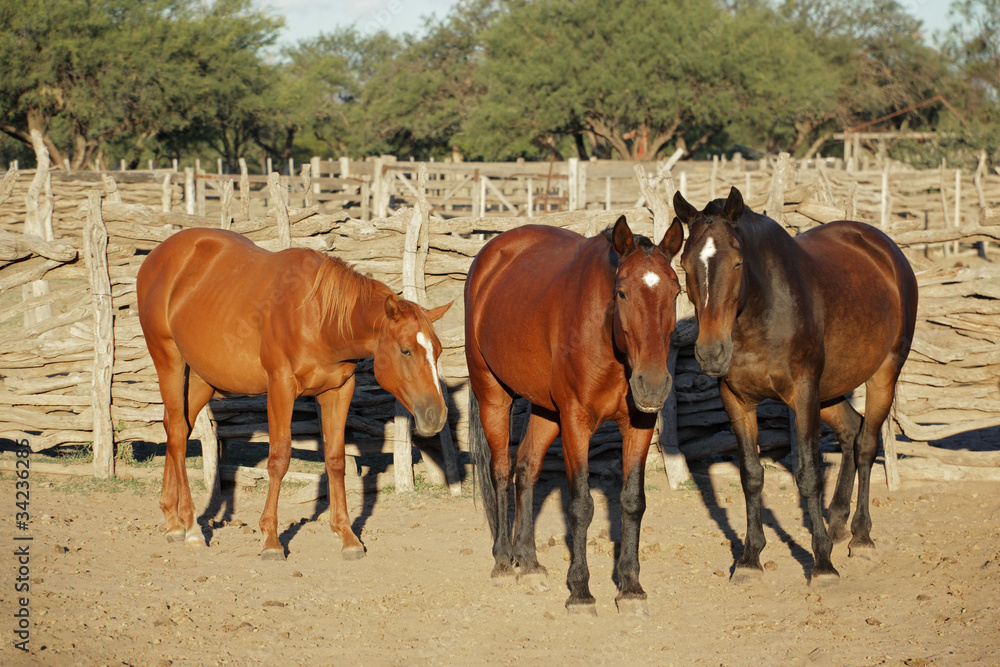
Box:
[469,388,499,540]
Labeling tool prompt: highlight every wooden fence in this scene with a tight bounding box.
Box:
[3,152,1000,496]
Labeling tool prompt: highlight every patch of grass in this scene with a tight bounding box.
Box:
[49,442,94,466]
[52,475,158,496]
[679,478,698,491]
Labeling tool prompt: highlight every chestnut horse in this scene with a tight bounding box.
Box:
[137,228,450,560]
[675,187,917,585]
[466,216,683,615]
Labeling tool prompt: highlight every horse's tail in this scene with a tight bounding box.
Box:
[469,387,498,540]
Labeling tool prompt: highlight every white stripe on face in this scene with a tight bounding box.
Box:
[416,331,442,397]
[699,236,716,308]
[643,271,660,288]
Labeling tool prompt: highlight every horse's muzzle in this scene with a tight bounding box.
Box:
[694,340,733,377]
[629,369,672,413]
[413,403,448,437]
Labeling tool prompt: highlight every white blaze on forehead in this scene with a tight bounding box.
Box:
[416,331,443,398]
[642,271,660,288]
[699,236,716,307]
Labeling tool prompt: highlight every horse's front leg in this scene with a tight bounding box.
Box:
[614,411,656,616]
[719,381,766,583]
[560,410,597,614]
[789,385,839,585]
[317,378,365,560]
[260,374,297,560]
[512,408,560,589]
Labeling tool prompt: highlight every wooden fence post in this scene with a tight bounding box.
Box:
[220,180,234,229]
[267,172,290,249]
[658,344,691,489]
[24,129,54,327]
[196,160,206,217]
[765,152,792,227]
[161,173,172,212]
[184,167,195,215]
[300,163,312,208]
[880,164,891,228]
[238,158,250,221]
[86,191,115,479]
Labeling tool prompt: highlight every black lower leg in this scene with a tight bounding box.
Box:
[616,465,646,600]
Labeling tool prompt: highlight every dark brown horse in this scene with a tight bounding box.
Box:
[137,228,450,560]
[674,187,917,585]
[465,216,683,615]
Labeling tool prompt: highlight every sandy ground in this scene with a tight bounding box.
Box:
[2,453,999,666]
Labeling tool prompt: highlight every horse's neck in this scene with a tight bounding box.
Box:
[740,213,804,309]
[345,281,394,357]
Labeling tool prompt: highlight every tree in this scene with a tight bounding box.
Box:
[462,0,836,161]
[943,0,1000,162]
[0,0,281,169]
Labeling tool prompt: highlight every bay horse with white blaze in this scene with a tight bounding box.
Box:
[137,228,450,560]
[466,216,683,615]
[675,187,917,585]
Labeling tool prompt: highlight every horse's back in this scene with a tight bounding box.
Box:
[465,225,609,409]
[795,220,917,395]
[138,228,318,393]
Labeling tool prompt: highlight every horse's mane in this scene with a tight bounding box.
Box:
[600,226,656,253]
[703,198,791,258]
[306,255,376,338]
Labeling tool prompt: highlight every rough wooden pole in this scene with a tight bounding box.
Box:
[845,181,858,220]
[567,157,579,211]
[880,164,890,228]
[882,406,900,492]
[161,173,172,212]
[24,130,54,327]
[658,344,691,489]
[193,407,221,498]
[220,180,234,229]
[85,191,115,479]
[633,163,672,243]
[954,169,962,255]
[236,158,249,221]
[764,152,792,226]
[301,163,312,208]
[267,172,291,249]
[311,156,322,197]
[184,167,195,215]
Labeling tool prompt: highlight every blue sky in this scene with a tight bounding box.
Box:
[267,0,955,46]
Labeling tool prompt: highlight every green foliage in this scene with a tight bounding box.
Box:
[0,0,282,169]
[0,0,993,170]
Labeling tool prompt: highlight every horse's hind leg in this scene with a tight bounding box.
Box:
[511,408,560,589]
[560,408,597,614]
[476,384,515,580]
[154,352,214,546]
[259,374,297,560]
[820,398,864,543]
[850,357,904,558]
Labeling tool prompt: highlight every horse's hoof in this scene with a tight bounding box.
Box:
[341,546,366,561]
[165,530,186,543]
[490,563,516,585]
[185,531,207,548]
[731,567,763,585]
[615,597,650,617]
[566,600,598,616]
[848,540,877,560]
[810,570,841,587]
[828,524,850,544]
[519,571,549,592]
[261,549,286,561]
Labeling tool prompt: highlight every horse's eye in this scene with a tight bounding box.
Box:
[401,348,412,357]
[733,261,743,270]
[616,290,626,300]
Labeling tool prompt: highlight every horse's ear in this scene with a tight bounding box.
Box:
[673,191,698,225]
[611,215,635,255]
[424,300,453,323]
[659,217,684,257]
[384,295,401,322]
[724,187,744,227]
